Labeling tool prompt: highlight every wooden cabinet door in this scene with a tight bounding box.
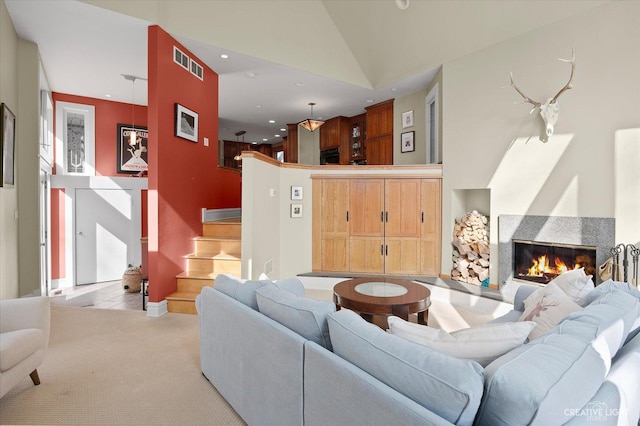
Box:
[320,179,350,271]
[319,118,339,150]
[349,237,384,273]
[385,179,421,274]
[366,135,393,165]
[349,179,384,273]
[420,179,442,276]
[384,237,421,275]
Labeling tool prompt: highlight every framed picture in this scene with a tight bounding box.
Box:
[117,123,148,174]
[291,186,303,200]
[290,203,303,218]
[402,110,414,128]
[175,103,198,142]
[401,131,415,153]
[1,103,16,187]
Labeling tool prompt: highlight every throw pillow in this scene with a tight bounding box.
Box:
[551,267,594,305]
[387,317,535,367]
[214,274,305,310]
[519,282,582,340]
[255,284,335,350]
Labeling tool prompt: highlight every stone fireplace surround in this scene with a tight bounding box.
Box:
[498,215,615,287]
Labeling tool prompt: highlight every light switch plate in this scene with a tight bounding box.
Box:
[204,137,209,146]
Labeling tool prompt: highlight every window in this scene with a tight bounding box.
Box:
[55,101,95,175]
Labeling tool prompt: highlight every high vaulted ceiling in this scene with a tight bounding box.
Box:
[5,0,607,144]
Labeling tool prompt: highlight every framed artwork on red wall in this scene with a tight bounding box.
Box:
[175,103,198,143]
[117,123,148,174]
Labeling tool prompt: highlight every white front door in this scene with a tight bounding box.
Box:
[75,188,133,285]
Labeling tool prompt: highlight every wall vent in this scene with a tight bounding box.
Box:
[173,46,189,71]
[190,59,203,80]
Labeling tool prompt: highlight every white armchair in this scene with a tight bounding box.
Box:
[0,296,50,398]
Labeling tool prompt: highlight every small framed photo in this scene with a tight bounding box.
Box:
[175,103,198,142]
[291,186,303,200]
[402,110,414,128]
[401,131,415,153]
[290,203,303,218]
[117,124,148,174]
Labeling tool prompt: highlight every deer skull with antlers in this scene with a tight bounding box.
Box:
[508,50,575,141]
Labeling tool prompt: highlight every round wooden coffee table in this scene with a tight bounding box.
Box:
[333,277,431,328]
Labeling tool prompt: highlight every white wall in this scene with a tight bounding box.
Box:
[441,1,640,285]
[0,1,19,299]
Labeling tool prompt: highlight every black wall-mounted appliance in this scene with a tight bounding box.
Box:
[320,148,340,165]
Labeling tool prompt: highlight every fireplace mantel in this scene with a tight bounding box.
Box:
[498,215,614,287]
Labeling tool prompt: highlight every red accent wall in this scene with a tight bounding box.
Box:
[49,93,150,280]
[52,93,148,177]
[147,25,241,304]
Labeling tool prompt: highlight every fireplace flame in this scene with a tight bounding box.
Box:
[526,255,574,277]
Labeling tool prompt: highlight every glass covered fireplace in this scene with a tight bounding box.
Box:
[513,240,597,285]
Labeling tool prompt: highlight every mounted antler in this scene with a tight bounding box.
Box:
[549,49,575,104]
[508,49,575,140]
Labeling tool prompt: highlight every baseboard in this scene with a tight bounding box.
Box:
[201,208,241,223]
[146,300,168,317]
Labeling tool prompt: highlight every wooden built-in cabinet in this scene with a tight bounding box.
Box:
[365,100,394,165]
[312,176,441,276]
[349,114,366,164]
[319,116,351,164]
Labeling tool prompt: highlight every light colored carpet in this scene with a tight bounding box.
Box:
[0,306,245,425]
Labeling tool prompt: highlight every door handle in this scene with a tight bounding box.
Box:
[77,231,84,236]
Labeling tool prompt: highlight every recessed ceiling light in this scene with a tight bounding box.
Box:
[105,94,111,98]
[295,82,306,87]
[220,54,229,59]
[251,141,257,145]
[262,138,268,142]
[366,99,374,103]
[268,120,275,123]
[245,72,256,78]
[274,134,281,138]
[391,88,397,92]
[256,105,262,108]
[280,128,286,132]
[395,0,409,10]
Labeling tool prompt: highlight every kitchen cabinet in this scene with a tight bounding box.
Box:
[349,114,366,164]
[319,116,350,164]
[312,176,441,275]
[365,100,394,165]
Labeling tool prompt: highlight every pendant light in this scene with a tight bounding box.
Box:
[122,74,138,145]
[234,131,246,161]
[298,102,325,132]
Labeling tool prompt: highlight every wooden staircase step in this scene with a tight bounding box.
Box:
[166,291,199,314]
[176,272,215,293]
[194,237,241,256]
[168,218,241,315]
[202,220,241,238]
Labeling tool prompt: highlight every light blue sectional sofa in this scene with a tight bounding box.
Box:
[196,275,640,426]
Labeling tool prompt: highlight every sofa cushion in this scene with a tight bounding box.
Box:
[214,274,305,310]
[0,329,45,372]
[476,333,608,426]
[387,316,535,367]
[328,309,484,425]
[586,280,640,343]
[551,267,595,305]
[519,282,582,340]
[554,289,640,363]
[255,285,335,350]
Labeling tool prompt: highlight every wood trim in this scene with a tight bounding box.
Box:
[311,173,442,180]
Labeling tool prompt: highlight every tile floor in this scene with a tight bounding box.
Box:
[49,280,144,311]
